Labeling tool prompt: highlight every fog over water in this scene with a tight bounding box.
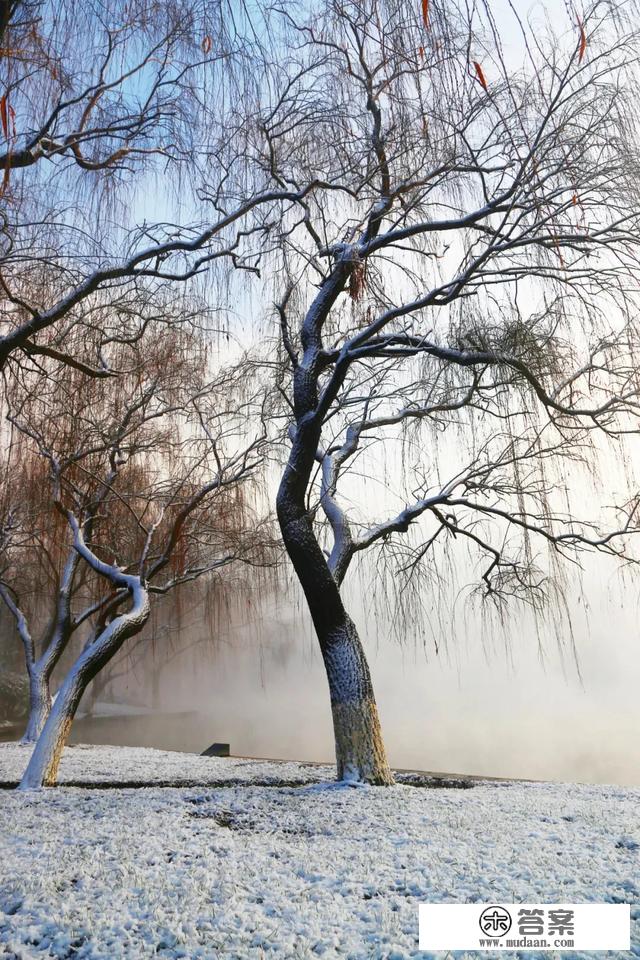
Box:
[106,548,639,788]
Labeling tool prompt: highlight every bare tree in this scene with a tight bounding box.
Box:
[0,330,269,787]
[261,0,640,782]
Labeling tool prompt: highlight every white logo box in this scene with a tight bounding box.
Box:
[419,903,631,951]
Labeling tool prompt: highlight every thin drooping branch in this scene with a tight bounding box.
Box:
[267,0,640,782]
[2,325,272,773]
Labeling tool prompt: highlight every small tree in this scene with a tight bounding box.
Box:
[1,331,268,787]
[265,0,640,782]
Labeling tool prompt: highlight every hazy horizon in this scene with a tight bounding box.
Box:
[92,547,639,788]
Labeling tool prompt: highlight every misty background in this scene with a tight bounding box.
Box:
[55,541,636,788]
[1,0,638,789]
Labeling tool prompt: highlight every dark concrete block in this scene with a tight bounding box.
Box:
[201,742,230,757]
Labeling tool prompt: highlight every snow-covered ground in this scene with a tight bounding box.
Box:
[0,744,638,959]
[0,741,335,787]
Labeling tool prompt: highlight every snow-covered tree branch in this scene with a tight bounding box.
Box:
[267,0,640,783]
[0,330,272,787]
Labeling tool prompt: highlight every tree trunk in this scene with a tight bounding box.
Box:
[322,615,393,784]
[277,478,393,785]
[18,667,84,789]
[22,667,52,743]
[18,581,150,790]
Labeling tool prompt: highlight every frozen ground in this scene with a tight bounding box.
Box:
[0,744,638,960]
[0,741,336,788]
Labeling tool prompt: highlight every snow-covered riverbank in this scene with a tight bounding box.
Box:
[0,744,638,958]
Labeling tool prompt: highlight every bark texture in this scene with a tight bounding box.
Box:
[323,620,393,784]
[20,667,88,787]
[277,466,393,785]
[19,581,150,789]
[22,668,52,743]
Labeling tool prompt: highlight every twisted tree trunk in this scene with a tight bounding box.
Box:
[19,581,150,789]
[20,668,86,788]
[277,467,393,785]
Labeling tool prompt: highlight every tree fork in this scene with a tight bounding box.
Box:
[18,584,150,790]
